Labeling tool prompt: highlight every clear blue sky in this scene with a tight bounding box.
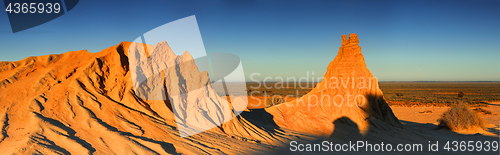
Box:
[0,0,499,81]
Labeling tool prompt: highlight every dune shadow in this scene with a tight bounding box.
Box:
[31,133,72,155]
[399,120,442,131]
[485,102,500,107]
[116,43,130,72]
[329,117,364,141]
[362,93,404,129]
[487,127,499,136]
[78,105,180,155]
[239,108,283,135]
[33,112,96,154]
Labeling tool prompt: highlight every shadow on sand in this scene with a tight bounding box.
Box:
[239,108,283,135]
[330,117,364,141]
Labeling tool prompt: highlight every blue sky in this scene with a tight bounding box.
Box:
[0,0,499,81]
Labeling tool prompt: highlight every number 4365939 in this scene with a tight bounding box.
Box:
[444,141,498,152]
[5,3,61,14]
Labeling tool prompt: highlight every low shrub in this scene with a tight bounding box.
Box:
[473,107,492,115]
[265,96,283,107]
[420,110,433,114]
[437,103,485,131]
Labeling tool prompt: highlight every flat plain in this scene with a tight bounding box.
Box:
[244,82,500,107]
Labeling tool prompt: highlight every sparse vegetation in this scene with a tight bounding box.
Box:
[379,82,500,107]
[246,82,315,98]
[473,107,493,115]
[437,102,485,131]
[265,96,283,107]
[468,101,489,108]
[419,110,432,114]
[458,91,465,98]
[245,82,500,107]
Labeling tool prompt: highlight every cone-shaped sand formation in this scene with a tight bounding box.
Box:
[267,33,402,136]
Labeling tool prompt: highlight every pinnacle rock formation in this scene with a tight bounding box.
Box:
[267,33,402,136]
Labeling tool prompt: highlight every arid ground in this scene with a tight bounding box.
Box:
[244,81,500,135]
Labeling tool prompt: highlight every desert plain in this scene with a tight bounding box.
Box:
[243,82,500,134]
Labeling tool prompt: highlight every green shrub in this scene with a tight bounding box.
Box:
[437,103,484,131]
[396,93,404,97]
[458,91,465,98]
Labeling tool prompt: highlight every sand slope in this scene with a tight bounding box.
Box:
[0,42,289,154]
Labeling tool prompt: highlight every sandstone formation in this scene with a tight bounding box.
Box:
[0,42,277,154]
[0,34,405,154]
[267,33,402,136]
